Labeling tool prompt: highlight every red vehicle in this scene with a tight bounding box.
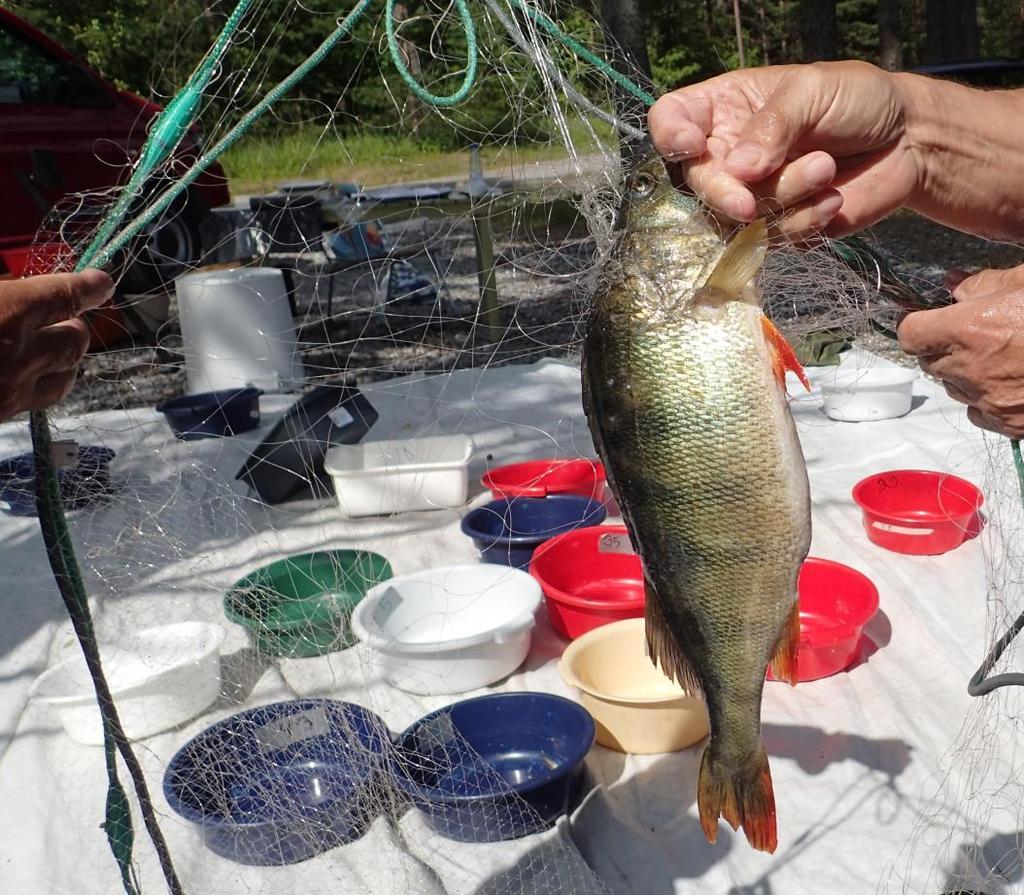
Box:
[0,8,231,290]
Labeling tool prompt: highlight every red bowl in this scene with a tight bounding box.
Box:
[767,557,880,683]
[852,469,983,555]
[528,525,644,639]
[482,459,606,501]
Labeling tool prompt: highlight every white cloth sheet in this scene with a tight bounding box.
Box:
[0,352,1015,894]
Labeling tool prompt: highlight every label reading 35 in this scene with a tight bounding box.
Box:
[598,532,634,555]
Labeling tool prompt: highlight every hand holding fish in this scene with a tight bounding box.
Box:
[649,61,1024,243]
[900,263,1024,438]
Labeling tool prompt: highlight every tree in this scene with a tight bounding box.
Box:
[799,0,839,60]
[924,0,979,61]
[878,0,903,69]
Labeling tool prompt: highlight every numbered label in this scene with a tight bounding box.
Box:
[373,586,403,627]
[255,705,330,752]
[598,532,634,555]
[416,713,456,752]
[875,473,900,494]
[328,406,355,428]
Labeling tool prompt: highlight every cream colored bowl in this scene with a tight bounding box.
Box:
[558,618,709,754]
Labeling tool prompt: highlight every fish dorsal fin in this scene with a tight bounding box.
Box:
[704,219,768,294]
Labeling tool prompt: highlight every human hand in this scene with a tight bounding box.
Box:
[648,61,921,241]
[0,270,113,422]
[899,263,1024,437]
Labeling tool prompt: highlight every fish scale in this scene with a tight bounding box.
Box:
[583,151,811,854]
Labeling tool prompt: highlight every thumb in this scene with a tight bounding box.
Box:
[725,72,832,182]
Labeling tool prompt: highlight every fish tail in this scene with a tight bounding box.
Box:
[697,743,777,854]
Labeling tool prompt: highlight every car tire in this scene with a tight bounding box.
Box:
[120,197,205,294]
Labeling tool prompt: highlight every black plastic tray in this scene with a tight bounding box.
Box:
[236,385,377,504]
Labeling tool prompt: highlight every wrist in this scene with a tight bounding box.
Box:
[894,71,1024,238]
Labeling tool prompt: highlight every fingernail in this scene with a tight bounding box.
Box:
[726,143,763,172]
[817,191,844,218]
[804,154,835,187]
[722,192,753,221]
[669,131,700,159]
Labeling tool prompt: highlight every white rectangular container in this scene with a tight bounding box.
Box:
[324,434,473,517]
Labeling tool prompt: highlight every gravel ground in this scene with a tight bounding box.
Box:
[64,211,1024,415]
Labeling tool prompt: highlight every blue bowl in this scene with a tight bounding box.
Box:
[391,692,595,841]
[157,387,261,440]
[0,445,115,516]
[164,699,391,865]
[460,496,607,568]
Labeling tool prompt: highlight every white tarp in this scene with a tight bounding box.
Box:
[0,351,1014,894]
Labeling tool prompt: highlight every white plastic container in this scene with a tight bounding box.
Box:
[30,622,225,746]
[324,434,473,517]
[175,267,304,394]
[350,564,541,694]
[820,367,918,422]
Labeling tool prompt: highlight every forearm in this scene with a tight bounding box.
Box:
[896,72,1024,240]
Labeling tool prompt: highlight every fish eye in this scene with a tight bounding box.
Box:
[630,172,658,199]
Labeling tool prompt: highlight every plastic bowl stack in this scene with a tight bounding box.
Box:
[391,692,595,841]
[482,458,606,501]
[164,699,391,864]
[460,495,607,568]
[351,564,541,694]
[559,618,709,753]
[852,469,983,555]
[31,622,224,745]
[224,550,393,657]
[529,525,645,638]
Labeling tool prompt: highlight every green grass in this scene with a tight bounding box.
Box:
[220,123,614,195]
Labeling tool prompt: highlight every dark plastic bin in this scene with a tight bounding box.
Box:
[236,385,377,504]
[157,387,261,440]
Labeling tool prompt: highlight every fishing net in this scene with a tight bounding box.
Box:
[5,1,1024,893]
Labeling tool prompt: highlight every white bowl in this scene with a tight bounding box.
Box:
[324,434,473,517]
[820,367,918,422]
[351,564,541,694]
[30,622,225,746]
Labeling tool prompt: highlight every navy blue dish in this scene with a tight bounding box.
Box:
[391,692,595,842]
[460,496,607,569]
[157,387,261,440]
[164,699,391,865]
[0,445,116,516]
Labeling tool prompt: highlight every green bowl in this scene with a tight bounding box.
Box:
[223,550,393,657]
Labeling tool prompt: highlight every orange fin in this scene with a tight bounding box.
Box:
[698,744,778,853]
[644,577,704,699]
[768,601,801,686]
[761,315,810,391]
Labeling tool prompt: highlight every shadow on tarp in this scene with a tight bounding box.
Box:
[938,830,1024,895]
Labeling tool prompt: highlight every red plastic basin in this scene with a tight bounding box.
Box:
[852,469,983,556]
[767,557,880,683]
[482,458,606,501]
[528,525,644,639]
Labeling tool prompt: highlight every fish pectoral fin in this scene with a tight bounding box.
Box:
[698,743,777,853]
[761,315,811,392]
[703,218,768,294]
[644,586,705,699]
[768,600,801,686]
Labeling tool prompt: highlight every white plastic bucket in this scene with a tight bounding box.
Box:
[351,564,541,694]
[30,622,225,746]
[821,367,918,422]
[175,267,304,394]
[324,434,473,517]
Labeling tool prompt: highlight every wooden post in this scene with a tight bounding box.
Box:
[733,0,745,67]
[469,146,500,341]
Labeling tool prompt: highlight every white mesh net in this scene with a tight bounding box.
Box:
[5,2,1024,894]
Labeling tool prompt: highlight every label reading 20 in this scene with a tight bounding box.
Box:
[599,532,634,555]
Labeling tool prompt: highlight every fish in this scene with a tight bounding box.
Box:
[581,149,811,854]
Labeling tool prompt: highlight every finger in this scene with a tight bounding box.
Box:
[649,91,715,160]
[686,155,758,222]
[0,269,113,334]
[951,265,1024,302]
[897,307,959,358]
[28,319,92,374]
[771,189,844,243]
[941,380,972,404]
[944,268,971,291]
[724,69,830,182]
[27,369,77,411]
[751,151,837,211]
